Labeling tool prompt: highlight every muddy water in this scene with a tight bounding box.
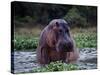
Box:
[11,48,97,73]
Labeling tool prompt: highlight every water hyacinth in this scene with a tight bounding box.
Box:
[14,32,97,50]
[74,33,97,48]
[14,36,39,50]
[32,61,79,72]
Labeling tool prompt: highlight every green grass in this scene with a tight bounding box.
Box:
[32,61,78,72]
[14,27,97,50]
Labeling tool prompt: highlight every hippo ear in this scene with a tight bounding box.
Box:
[65,20,72,27]
[55,22,59,27]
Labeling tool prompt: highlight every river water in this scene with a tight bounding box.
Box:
[11,48,97,73]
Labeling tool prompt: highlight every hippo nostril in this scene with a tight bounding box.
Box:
[60,44,67,50]
[57,40,73,52]
[66,42,73,50]
[63,42,73,48]
[63,44,67,48]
